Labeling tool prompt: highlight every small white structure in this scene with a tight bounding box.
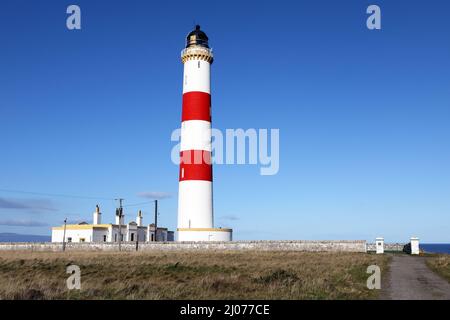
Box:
[51,205,174,243]
[375,237,384,254]
[410,237,420,255]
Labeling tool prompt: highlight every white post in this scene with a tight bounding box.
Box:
[410,237,420,255]
[376,237,384,254]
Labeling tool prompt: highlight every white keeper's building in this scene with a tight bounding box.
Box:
[51,205,174,243]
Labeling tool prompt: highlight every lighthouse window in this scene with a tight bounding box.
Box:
[198,61,200,68]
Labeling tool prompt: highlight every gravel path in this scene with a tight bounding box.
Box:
[381,255,450,300]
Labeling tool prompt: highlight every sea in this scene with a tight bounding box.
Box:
[421,244,450,254]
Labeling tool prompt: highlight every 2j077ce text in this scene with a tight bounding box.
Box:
[180,304,270,317]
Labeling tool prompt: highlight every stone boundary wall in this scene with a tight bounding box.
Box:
[366,243,407,252]
[0,240,367,253]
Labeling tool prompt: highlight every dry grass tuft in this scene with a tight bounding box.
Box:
[426,255,450,282]
[0,250,389,300]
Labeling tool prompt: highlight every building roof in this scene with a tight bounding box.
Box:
[52,223,168,231]
[52,224,112,230]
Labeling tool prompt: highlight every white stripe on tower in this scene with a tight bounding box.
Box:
[178,25,214,236]
[180,120,212,152]
[183,60,210,94]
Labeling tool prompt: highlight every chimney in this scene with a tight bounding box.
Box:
[93,205,101,225]
[115,208,124,225]
[137,210,143,227]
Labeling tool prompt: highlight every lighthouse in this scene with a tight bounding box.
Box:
[177,25,232,242]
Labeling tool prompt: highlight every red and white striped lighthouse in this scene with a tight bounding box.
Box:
[177,25,232,241]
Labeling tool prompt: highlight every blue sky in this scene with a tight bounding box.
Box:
[0,0,449,242]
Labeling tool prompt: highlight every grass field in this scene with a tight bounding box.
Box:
[0,251,389,300]
[426,255,450,283]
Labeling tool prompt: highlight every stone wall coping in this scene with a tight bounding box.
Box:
[0,240,367,245]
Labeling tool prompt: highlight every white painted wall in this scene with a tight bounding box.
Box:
[137,227,146,242]
[51,229,94,243]
[92,229,109,242]
[51,229,64,242]
[110,226,127,242]
[147,228,168,242]
[127,224,137,241]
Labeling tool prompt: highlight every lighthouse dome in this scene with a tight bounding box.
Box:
[186,25,209,48]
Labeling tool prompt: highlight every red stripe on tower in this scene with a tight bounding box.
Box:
[182,91,211,122]
[179,150,212,181]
